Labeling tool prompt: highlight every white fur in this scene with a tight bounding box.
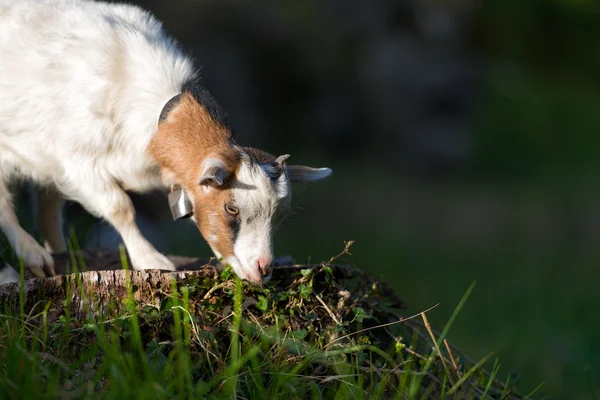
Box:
[0,0,195,280]
[0,261,19,284]
[224,160,290,282]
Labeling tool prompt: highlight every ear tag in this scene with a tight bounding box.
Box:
[168,187,193,220]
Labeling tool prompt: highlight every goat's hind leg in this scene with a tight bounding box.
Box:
[36,185,67,253]
[0,179,55,277]
[0,255,19,285]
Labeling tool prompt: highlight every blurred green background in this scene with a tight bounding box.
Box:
[9,0,600,397]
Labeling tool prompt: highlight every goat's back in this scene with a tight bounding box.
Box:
[0,0,195,188]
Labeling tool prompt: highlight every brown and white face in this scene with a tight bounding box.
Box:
[188,150,331,284]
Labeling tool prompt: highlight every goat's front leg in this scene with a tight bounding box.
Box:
[0,179,55,277]
[70,179,175,272]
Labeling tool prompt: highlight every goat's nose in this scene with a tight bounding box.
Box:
[257,257,273,276]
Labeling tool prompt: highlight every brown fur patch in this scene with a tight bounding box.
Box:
[193,187,239,258]
[148,92,240,185]
[148,92,242,258]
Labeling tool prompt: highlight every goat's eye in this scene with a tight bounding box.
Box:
[225,203,239,216]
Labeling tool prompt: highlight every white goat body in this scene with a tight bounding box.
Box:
[0,0,331,284]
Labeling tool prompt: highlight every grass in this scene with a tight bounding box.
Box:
[0,242,531,399]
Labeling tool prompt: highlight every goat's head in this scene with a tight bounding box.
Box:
[149,83,331,283]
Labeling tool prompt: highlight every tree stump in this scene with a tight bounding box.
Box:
[0,249,406,322]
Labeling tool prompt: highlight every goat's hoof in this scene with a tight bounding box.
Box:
[16,237,56,278]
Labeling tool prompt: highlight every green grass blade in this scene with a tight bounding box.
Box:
[481,358,501,398]
[436,281,476,348]
[525,381,545,399]
[446,352,494,396]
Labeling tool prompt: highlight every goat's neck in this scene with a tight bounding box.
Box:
[148,92,240,191]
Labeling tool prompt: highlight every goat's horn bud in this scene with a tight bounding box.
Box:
[275,154,290,168]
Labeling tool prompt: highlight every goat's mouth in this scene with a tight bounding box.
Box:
[221,255,271,285]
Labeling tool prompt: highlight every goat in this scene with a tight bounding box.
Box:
[0,0,331,285]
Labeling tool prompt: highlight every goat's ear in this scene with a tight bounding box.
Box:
[286,165,333,183]
[199,158,229,187]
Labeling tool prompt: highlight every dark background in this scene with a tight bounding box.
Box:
[10,0,600,397]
